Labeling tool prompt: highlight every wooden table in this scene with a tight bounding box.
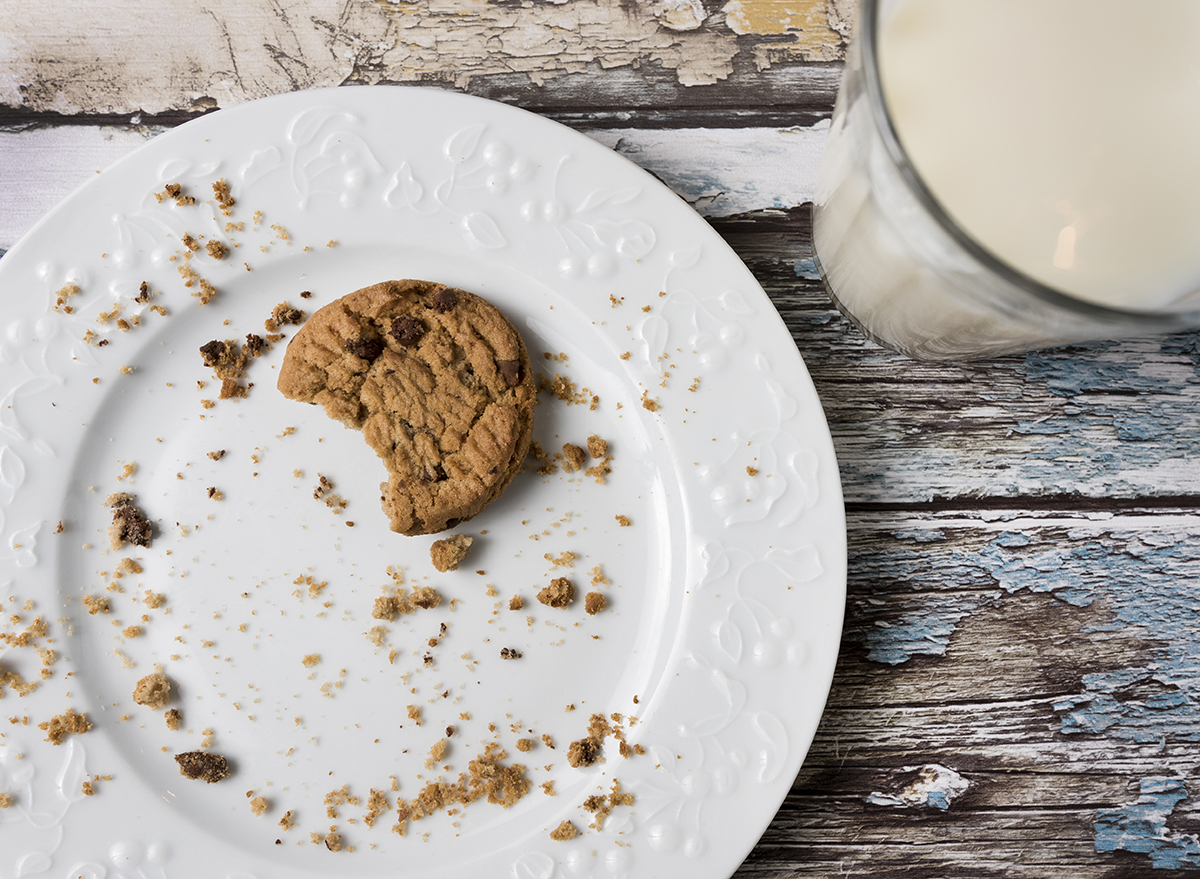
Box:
[4,2,1200,876]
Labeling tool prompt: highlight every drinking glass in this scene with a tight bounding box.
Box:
[812,0,1200,360]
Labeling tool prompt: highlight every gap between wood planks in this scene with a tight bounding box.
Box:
[846,494,1200,514]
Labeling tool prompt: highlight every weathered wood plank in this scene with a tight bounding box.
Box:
[732,514,1200,876]
[0,0,848,115]
[763,283,1200,504]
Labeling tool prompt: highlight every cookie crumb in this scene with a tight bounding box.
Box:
[212,179,236,214]
[585,592,607,615]
[641,390,660,412]
[265,301,306,333]
[500,647,523,660]
[562,443,586,473]
[508,595,524,611]
[37,708,91,745]
[132,672,170,709]
[165,708,182,730]
[430,535,473,573]
[515,738,534,752]
[567,737,600,768]
[83,594,111,615]
[550,820,578,841]
[156,182,195,206]
[250,795,268,816]
[746,466,759,477]
[104,493,153,549]
[544,551,577,569]
[174,751,231,783]
[537,577,575,609]
[424,738,448,769]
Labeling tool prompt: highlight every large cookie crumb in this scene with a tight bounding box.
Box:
[132,672,170,709]
[550,820,578,840]
[105,493,153,550]
[566,737,601,768]
[430,534,473,572]
[562,443,586,472]
[537,577,575,609]
[174,751,231,783]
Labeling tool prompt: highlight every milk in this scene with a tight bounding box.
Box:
[812,0,1200,358]
[878,0,1200,311]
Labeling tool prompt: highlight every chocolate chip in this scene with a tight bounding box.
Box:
[430,288,458,313]
[199,339,228,367]
[136,281,151,303]
[497,359,521,387]
[346,337,384,361]
[421,465,448,483]
[244,333,265,357]
[390,315,426,347]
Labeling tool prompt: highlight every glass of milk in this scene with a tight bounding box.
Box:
[813,0,1200,359]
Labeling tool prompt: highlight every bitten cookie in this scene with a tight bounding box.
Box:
[277,280,535,535]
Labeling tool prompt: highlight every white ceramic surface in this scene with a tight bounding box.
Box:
[0,87,845,879]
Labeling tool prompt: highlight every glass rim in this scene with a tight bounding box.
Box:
[859,0,1200,329]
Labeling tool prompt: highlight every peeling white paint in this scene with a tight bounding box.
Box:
[867,764,971,810]
[0,0,843,115]
[588,121,828,217]
[652,0,708,31]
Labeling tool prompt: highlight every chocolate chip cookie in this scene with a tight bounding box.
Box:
[277,280,535,535]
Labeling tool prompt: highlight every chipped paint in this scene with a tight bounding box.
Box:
[651,0,708,31]
[793,257,819,278]
[0,0,849,115]
[722,0,847,65]
[866,764,970,810]
[1095,777,1200,868]
[849,590,997,665]
[849,519,1200,744]
[588,122,827,217]
[830,334,1200,503]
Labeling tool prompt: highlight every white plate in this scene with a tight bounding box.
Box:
[0,87,845,879]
